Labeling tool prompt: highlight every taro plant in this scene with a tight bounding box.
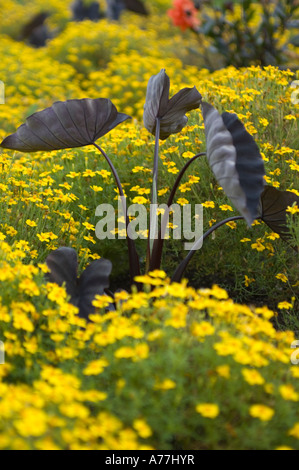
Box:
[1,69,298,319]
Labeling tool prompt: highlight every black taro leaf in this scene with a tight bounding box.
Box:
[258,186,299,242]
[144,69,202,140]
[124,0,149,15]
[202,102,265,225]
[72,0,103,21]
[0,98,130,152]
[46,247,112,319]
[222,111,266,221]
[19,12,52,47]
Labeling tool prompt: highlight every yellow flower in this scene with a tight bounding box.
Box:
[242,368,265,386]
[196,403,219,419]
[83,359,109,375]
[216,365,230,379]
[26,219,37,227]
[244,275,255,287]
[249,405,274,421]
[14,408,48,437]
[279,385,299,402]
[219,204,233,212]
[177,198,189,206]
[288,423,299,439]
[202,201,215,208]
[154,379,176,390]
[191,321,215,338]
[276,273,288,283]
[286,203,299,214]
[277,301,293,310]
[133,419,152,438]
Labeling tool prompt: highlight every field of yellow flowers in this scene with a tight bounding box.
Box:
[0,0,298,450]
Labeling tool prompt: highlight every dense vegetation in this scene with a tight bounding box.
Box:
[0,0,298,450]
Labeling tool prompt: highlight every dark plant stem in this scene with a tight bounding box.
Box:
[93,143,140,281]
[150,152,206,271]
[146,117,161,272]
[171,215,245,283]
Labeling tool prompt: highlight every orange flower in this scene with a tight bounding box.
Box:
[168,0,200,32]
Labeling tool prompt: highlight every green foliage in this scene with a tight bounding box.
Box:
[196,0,299,68]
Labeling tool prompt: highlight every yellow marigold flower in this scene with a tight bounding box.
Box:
[259,118,269,127]
[133,343,149,361]
[90,185,103,192]
[251,240,266,251]
[219,204,233,212]
[60,403,90,419]
[176,198,189,206]
[267,232,280,240]
[132,196,148,205]
[14,408,48,437]
[242,368,265,386]
[279,385,299,402]
[26,219,37,227]
[154,379,176,390]
[191,321,215,338]
[286,203,299,214]
[83,358,109,375]
[284,114,296,120]
[249,404,274,421]
[196,403,219,419]
[133,419,153,438]
[182,151,195,159]
[114,346,135,359]
[276,273,288,283]
[18,279,40,297]
[288,423,299,439]
[82,222,95,231]
[216,365,230,379]
[226,221,237,229]
[244,275,255,287]
[277,301,293,310]
[202,201,215,208]
[210,285,228,300]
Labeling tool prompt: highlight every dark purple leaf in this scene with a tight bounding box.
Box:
[258,186,299,243]
[144,69,202,140]
[202,102,265,225]
[46,247,112,319]
[1,98,130,152]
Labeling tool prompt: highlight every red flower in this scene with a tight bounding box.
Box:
[168,0,200,32]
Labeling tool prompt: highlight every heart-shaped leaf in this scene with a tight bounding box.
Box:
[202,102,265,225]
[46,247,112,319]
[0,98,130,152]
[258,186,299,243]
[144,69,202,140]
